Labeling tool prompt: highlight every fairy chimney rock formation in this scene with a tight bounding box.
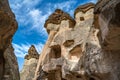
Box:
[25,45,39,60]
[74,3,94,25]
[34,1,120,80]
[34,3,99,80]
[44,9,76,33]
[33,9,76,80]
[20,45,39,80]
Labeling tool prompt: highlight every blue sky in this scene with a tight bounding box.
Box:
[8,0,97,70]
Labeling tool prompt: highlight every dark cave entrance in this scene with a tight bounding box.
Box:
[50,45,61,59]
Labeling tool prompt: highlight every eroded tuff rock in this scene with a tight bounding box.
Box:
[0,0,19,80]
[20,45,39,80]
[3,44,20,80]
[44,9,76,33]
[34,1,120,80]
[0,0,17,50]
[34,3,95,80]
[25,45,39,60]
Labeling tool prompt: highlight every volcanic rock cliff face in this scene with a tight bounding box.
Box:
[34,0,120,80]
[20,45,39,80]
[0,0,19,80]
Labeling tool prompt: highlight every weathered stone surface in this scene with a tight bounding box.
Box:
[74,3,95,17]
[25,45,39,60]
[0,0,19,80]
[20,45,39,80]
[34,3,95,80]
[34,9,76,80]
[44,9,76,33]
[93,0,120,79]
[95,0,120,50]
[3,44,20,80]
[0,0,17,50]
[33,1,120,80]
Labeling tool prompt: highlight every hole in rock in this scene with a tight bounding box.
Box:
[80,17,85,21]
[63,40,74,47]
[50,45,61,59]
[69,45,82,61]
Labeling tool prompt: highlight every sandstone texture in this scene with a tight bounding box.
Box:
[0,0,19,80]
[34,1,120,80]
[20,45,39,80]
[3,44,20,80]
[0,0,17,50]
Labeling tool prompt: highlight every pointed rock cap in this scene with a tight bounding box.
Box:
[74,3,95,17]
[44,9,76,33]
[24,45,39,60]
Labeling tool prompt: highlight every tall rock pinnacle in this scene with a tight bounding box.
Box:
[25,45,39,60]
[20,45,39,80]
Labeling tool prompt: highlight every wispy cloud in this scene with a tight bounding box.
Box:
[54,1,76,11]
[9,0,98,58]
[9,0,48,36]
[89,0,97,3]
[28,9,51,36]
[23,0,41,7]
[46,1,77,16]
[9,0,78,37]
[12,43,44,58]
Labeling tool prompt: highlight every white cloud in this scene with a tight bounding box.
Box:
[89,0,97,3]
[54,1,76,11]
[29,9,52,36]
[12,43,44,58]
[9,0,97,37]
[9,0,48,36]
[53,1,77,15]
[23,0,41,7]
[9,0,78,37]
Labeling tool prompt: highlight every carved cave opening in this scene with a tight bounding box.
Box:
[69,45,82,61]
[80,17,85,21]
[50,45,61,59]
[63,40,74,47]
